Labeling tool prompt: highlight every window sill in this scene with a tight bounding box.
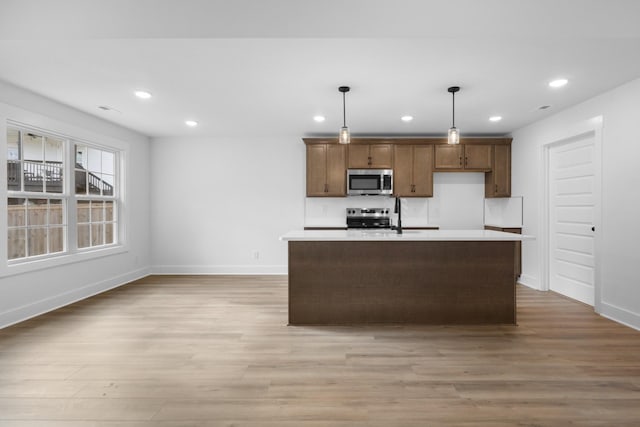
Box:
[3,244,129,278]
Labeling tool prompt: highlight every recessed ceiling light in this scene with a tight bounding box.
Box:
[185,120,198,127]
[401,115,414,122]
[489,116,502,122]
[548,79,568,88]
[313,115,326,123]
[134,90,152,99]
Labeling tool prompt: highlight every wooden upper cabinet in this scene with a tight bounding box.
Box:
[325,144,347,196]
[304,137,512,199]
[485,144,511,198]
[435,144,491,171]
[434,145,463,169]
[347,145,370,168]
[393,145,433,197]
[412,145,434,196]
[464,145,492,171]
[306,144,346,197]
[370,144,393,168]
[306,145,327,196]
[393,145,413,196]
[348,144,393,169]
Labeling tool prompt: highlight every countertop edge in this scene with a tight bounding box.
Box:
[281,229,534,242]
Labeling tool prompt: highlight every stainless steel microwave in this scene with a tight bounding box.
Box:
[347,169,393,196]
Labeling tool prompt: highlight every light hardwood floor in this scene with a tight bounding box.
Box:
[1,275,640,426]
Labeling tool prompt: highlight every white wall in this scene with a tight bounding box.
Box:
[0,80,151,328]
[484,197,523,228]
[429,173,486,229]
[512,76,640,330]
[150,136,305,274]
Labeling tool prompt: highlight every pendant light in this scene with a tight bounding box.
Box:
[338,86,351,144]
[447,86,460,145]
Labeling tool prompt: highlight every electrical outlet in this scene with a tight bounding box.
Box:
[252,250,260,260]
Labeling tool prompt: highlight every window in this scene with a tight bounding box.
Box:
[6,126,120,263]
[7,129,64,193]
[75,145,117,249]
[7,129,67,260]
[8,198,66,260]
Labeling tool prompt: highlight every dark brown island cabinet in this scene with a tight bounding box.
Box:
[281,230,527,325]
[485,225,522,276]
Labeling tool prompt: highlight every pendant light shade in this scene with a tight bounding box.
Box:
[339,126,350,145]
[447,86,460,145]
[448,127,460,145]
[338,86,351,144]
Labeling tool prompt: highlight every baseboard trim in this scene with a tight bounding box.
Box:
[517,274,542,290]
[0,267,151,329]
[599,301,640,331]
[151,265,288,275]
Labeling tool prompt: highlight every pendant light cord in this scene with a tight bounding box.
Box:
[452,91,455,128]
[343,92,347,127]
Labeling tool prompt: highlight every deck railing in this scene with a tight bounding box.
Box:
[7,160,113,195]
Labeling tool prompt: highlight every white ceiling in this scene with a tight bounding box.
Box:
[1,0,640,139]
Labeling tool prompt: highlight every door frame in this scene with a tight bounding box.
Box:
[540,116,603,312]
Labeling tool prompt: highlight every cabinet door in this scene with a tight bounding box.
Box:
[369,144,393,168]
[464,145,492,170]
[434,145,463,169]
[493,145,511,197]
[347,145,370,169]
[393,145,413,196]
[306,145,327,196]
[412,145,434,197]
[325,144,346,196]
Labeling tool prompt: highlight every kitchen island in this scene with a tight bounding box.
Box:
[280,229,531,325]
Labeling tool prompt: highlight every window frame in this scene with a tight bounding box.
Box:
[4,122,126,276]
[74,143,119,251]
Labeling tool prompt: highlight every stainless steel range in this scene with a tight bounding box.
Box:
[346,208,391,229]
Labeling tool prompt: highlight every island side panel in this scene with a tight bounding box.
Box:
[288,240,516,325]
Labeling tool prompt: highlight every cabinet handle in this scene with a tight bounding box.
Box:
[459,157,462,166]
[495,184,498,193]
[324,183,328,193]
[465,156,468,167]
[412,184,416,193]
[368,156,372,166]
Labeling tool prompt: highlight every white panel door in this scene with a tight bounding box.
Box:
[549,135,596,305]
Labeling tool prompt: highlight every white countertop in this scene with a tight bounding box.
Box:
[281,229,534,242]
